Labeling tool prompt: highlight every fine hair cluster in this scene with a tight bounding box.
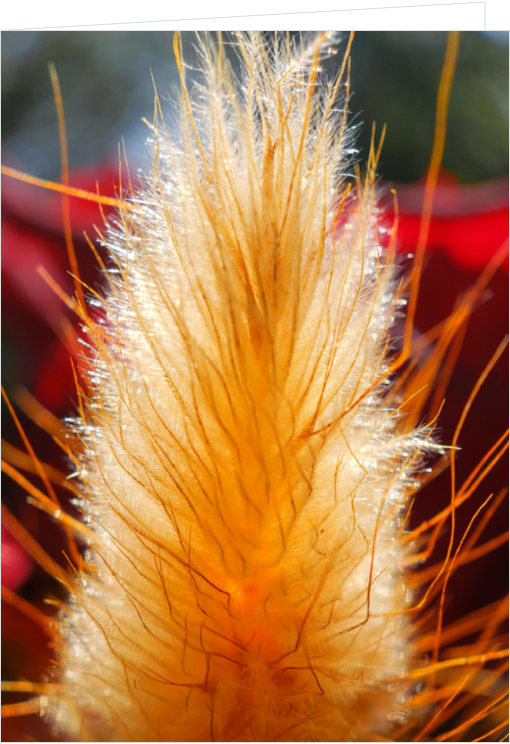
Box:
[45,32,439,741]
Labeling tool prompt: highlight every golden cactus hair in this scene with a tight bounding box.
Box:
[1,31,508,742]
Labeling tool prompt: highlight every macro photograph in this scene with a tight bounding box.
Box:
[1,30,509,742]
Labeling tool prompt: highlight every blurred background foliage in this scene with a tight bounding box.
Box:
[2,30,509,184]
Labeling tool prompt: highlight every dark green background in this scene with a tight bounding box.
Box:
[2,31,509,184]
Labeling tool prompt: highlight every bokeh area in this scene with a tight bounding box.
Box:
[2,31,509,183]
